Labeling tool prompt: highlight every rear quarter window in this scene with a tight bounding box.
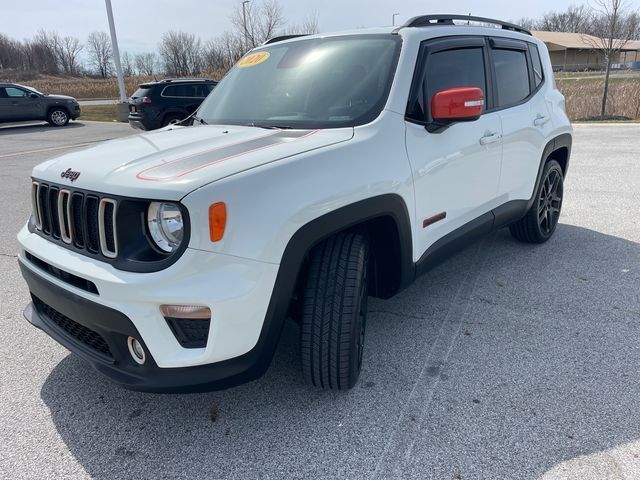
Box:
[492,49,530,107]
[528,44,544,88]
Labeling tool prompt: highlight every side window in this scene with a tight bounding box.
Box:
[492,49,530,107]
[407,47,486,122]
[5,87,27,98]
[528,44,544,88]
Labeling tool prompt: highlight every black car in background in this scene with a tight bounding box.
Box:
[127,78,217,130]
[0,83,81,126]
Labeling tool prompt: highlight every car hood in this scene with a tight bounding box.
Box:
[32,125,354,200]
[44,94,77,101]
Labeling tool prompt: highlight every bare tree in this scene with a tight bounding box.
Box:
[231,0,286,49]
[538,4,592,32]
[159,31,203,76]
[583,0,639,115]
[59,36,83,75]
[134,52,159,76]
[87,31,113,78]
[287,12,321,35]
[120,51,134,77]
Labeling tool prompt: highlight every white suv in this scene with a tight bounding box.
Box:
[18,15,572,392]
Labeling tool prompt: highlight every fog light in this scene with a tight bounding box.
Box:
[127,336,146,364]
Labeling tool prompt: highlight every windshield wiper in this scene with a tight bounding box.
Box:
[244,122,293,130]
[192,115,208,125]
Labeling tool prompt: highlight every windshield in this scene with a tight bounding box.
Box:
[198,35,401,129]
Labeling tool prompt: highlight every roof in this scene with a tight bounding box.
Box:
[533,30,640,51]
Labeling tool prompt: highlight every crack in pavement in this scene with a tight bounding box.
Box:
[372,234,494,479]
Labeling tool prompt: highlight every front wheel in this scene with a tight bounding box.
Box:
[47,108,69,127]
[510,159,564,243]
[300,232,369,390]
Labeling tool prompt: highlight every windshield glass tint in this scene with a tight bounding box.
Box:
[198,35,401,129]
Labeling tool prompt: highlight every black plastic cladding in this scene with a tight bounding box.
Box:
[28,180,191,273]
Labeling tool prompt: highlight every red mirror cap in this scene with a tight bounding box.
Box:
[431,87,484,121]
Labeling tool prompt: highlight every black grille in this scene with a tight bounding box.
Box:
[32,182,117,259]
[165,317,211,348]
[32,295,112,358]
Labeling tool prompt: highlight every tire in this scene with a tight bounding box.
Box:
[300,232,369,390]
[47,108,69,127]
[509,159,564,243]
[161,114,183,127]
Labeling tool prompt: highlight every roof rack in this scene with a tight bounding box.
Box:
[264,34,310,45]
[158,78,215,83]
[396,14,531,36]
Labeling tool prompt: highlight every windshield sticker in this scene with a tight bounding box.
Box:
[237,52,270,68]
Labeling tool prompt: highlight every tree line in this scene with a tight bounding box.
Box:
[0,0,317,80]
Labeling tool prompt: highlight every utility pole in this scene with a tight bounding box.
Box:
[392,13,400,26]
[242,1,251,52]
[104,0,128,121]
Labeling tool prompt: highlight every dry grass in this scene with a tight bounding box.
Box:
[557,77,640,120]
[9,72,225,100]
[6,72,640,121]
[78,105,120,122]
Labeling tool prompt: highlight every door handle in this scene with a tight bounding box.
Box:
[534,114,550,127]
[479,132,502,145]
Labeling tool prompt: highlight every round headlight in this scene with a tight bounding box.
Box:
[147,202,184,253]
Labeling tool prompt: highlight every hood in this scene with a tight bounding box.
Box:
[32,125,354,200]
[45,94,77,101]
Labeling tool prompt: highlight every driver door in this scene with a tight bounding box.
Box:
[405,37,503,259]
[5,86,39,121]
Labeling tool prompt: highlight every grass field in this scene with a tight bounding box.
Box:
[79,105,120,122]
[24,71,637,123]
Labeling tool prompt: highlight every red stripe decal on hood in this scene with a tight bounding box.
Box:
[136,129,317,182]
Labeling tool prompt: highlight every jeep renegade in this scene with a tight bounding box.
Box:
[18,15,572,392]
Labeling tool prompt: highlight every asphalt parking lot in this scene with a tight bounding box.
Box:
[0,121,639,480]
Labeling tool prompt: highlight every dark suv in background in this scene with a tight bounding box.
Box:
[0,83,81,126]
[127,78,217,130]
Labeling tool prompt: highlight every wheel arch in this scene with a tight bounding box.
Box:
[527,133,572,211]
[232,194,415,384]
[47,104,70,117]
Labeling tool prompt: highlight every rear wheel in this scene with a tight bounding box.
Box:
[162,114,183,127]
[300,232,369,390]
[509,159,564,243]
[47,108,69,127]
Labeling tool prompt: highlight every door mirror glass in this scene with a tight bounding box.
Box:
[431,87,484,122]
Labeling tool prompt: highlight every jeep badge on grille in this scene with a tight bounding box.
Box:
[60,168,81,182]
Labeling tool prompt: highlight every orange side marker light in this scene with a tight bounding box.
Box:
[209,202,227,242]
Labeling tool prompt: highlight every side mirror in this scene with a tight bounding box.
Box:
[29,93,39,99]
[427,87,484,133]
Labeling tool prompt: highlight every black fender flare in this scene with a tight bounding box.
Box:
[211,193,414,389]
[526,133,572,211]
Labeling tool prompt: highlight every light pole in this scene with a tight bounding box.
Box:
[392,13,400,26]
[242,1,250,52]
[104,0,128,121]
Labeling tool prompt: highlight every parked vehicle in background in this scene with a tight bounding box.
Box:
[127,78,217,130]
[0,83,80,126]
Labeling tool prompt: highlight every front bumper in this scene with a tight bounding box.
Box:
[18,226,281,392]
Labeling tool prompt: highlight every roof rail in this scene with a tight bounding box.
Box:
[159,78,215,83]
[396,14,531,36]
[264,34,310,45]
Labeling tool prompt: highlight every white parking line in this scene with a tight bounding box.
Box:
[0,142,96,159]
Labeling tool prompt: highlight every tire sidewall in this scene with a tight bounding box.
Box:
[536,160,564,240]
[48,108,69,127]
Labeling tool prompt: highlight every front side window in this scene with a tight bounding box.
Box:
[493,49,530,107]
[6,87,27,98]
[407,47,486,122]
[198,35,402,129]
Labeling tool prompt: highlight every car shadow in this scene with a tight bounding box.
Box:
[0,121,84,135]
[39,224,640,479]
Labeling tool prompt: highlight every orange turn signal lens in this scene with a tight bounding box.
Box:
[209,202,227,242]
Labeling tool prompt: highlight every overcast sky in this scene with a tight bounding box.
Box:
[2,0,640,54]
